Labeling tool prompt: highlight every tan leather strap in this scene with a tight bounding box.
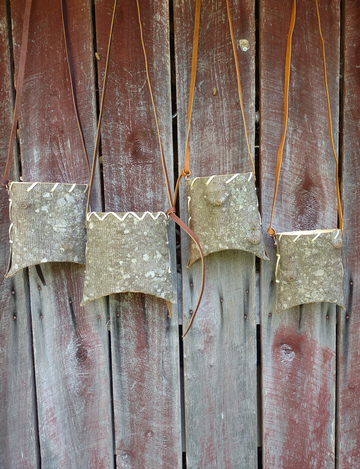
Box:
[86,0,117,215]
[174,0,255,204]
[268,0,343,239]
[86,0,205,336]
[1,0,32,188]
[136,0,204,338]
[60,0,91,178]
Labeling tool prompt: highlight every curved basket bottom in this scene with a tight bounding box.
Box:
[186,172,269,267]
[81,212,176,306]
[6,182,87,278]
[275,229,344,312]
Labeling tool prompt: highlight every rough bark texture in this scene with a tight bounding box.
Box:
[7,182,87,277]
[260,0,340,467]
[187,172,268,267]
[174,0,258,466]
[82,212,176,306]
[11,0,114,466]
[337,0,360,467]
[0,1,39,467]
[275,230,344,312]
[95,0,182,467]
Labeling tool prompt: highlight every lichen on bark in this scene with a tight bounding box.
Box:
[81,212,176,306]
[186,172,269,267]
[6,182,87,277]
[275,230,344,312]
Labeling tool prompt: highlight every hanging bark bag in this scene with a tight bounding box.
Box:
[81,0,205,337]
[267,0,344,313]
[175,0,269,268]
[2,0,91,281]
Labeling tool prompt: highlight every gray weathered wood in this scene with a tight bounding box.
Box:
[82,212,176,306]
[174,0,257,466]
[187,172,268,267]
[11,0,114,466]
[95,0,182,466]
[7,182,87,278]
[337,0,360,466]
[259,0,339,466]
[274,230,344,312]
[29,263,113,468]
[0,0,38,466]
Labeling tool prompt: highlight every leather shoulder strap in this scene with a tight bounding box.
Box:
[61,0,91,178]
[174,0,255,204]
[267,0,343,238]
[1,0,33,188]
[86,0,117,214]
[86,0,205,337]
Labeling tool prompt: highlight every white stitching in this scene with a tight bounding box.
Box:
[50,183,59,193]
[206,175,216,185]
[248,173,253,182]
[87,211,167,222]
[312,232,321,242]
[187,196,191,212]
[188,216,191,226]
[26,182,38,192]
[68,184,76,193]
[225,174,239,184]
[191,177,199,187]
[275,253,280,283]
[83,185,88,194]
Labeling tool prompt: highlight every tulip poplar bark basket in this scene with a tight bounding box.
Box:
[0,0,359,468]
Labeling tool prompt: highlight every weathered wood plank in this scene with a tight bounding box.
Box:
[174,0,258,466]
[95,1,182,467]
[337,1,360,467]
[0,1,38,467]
[259,0,340,467]
[11,0,113,466]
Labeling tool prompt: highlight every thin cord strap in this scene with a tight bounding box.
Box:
[135,0,173,208]
[1,0,33,188]
[314,0,343,232]
[174,0,254,205]
[135,0,205,337]
[226,0,255,174]
[268,0,343,238]
[60,0,91,178]
[267,0,296,238]
[86,0,117,217]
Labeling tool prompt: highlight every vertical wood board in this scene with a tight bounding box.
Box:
[337,1,360,467]
[11,0,113,467]
[174,0,258,467]
[0,1,38,467]
[259,0,340,467]
[95,1,181,467]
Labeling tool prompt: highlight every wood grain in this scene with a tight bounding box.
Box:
[94,0,182,466]
[0,1,38,467]
[11,0,113,466]
[259,0,340,467]
[337,1,360,467]
[174,0,258,466]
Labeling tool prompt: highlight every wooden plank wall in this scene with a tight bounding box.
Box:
[10,0,113,467]
[174,1,258,467]
[338,0,360,467]
[94,0,181,467]
[260,0,339,467]
[1,0,360,468]
[0,1,38,467]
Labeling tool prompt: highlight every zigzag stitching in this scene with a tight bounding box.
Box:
[87,211,168,222]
